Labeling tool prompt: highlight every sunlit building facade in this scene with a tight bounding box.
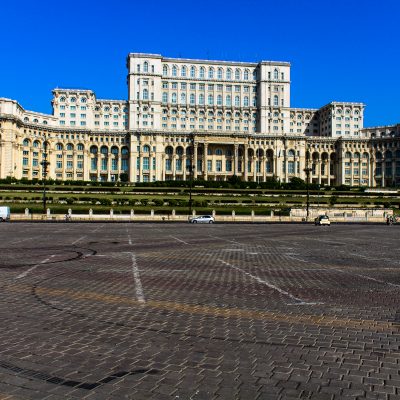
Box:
[0,53,399,186]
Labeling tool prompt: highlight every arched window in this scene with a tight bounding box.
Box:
[199,94,205,105]
[162,92,168,103]
[24,117,29,122]
[253,70,257,80]
[104,106,110,112]
[121,147,129,155]
[111,146,119,155]
[362,152,369,159]
[226,68,232,80]
[180,93,186,104]
[345,151,352,158]
[190,93,195,105]
[23,139,29,146]
[207,148,212,155]
[273,95,279,106]
[56,143,64,151]
[143,61,149,72]
[217,68,223,79]
[33,140,40,148]
[235,69,241,80]
[123,107,128,112]
[172,65,177,77]
[70,97,76,103]
[162,65,168,76]
[252,96,257,107]
[208,67,214,79]
[235,96,240,107]
[226,95,232,106]
[199,67,205,78]
[217,95,222,106]
[288,149,295,157]
[165,146,173,155]
[59,96,66,102]
[273,69,279,80]
[90,145,97,154]
[143,89,149,100]
[171,93,177,104]
[244,69,249,80]
[66,144,74,151]
[385,150,392,159]
[176,146,183,156]
[143,145,150,153]
[33,118,38,123]
[208,95,214,105]
[80,97,86,103]
[190,66,195,78]
[281,72,285,80]
[77,143,84,151]
[113,106,119,112]
[181,66,187,77]
[243,96,249,107]
[215,148,223,156]
[101,146,108,155]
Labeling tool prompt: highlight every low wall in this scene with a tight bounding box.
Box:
[10,211,389,223]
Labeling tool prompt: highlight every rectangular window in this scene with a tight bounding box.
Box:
[23,157,28,166]
[197,160,202,172]
[288,161,295,174]
[143,157,149,171]
[207,160,212,172]
[101,158,107,170]
[216,160,222,172]
[56,161,63,169]
[121,159,128,171]
[166,159,172,171]
[176,159,182,171]
[67,161,73,169]
[112,159,118,170]
[77,161,83,169]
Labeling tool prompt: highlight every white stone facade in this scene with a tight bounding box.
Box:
[0,53,399,186]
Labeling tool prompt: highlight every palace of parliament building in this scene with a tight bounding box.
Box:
[0,53,399,186]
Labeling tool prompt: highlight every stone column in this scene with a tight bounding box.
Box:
[204,143,208,180]
[162,154,166,181]
[183,154,187,180]
[193,143,198,179]
[253,156,257,181]
[262,156,266,182]
[318,160,322,185]
[234,144,238,176]
[243,144,248,181]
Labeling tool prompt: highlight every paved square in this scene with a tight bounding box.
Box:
[0,223,399,399]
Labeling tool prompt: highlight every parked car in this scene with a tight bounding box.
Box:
[189,215,215,224]
[314,215,330,226]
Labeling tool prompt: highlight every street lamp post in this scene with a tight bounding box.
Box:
[40,136,50,215]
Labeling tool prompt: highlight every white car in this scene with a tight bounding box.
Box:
[314,215,330,226]
[189,215,215,224]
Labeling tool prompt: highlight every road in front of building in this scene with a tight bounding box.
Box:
[0,222,399,400]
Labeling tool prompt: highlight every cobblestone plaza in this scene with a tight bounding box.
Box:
[0,223,399,399]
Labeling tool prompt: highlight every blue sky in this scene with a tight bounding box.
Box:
[1,0,399,127]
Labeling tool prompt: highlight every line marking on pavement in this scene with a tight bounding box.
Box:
[170,235,188,245]
[286,254,400,289]
[128,234,132,245]
[131,253,145,303]
[16,255,55,279]
[211,236,238,244]
[10,237,34,245]
[72,235,86,245]
[217,258,321,306]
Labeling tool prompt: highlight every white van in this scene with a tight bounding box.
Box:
[0,206,10,222]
